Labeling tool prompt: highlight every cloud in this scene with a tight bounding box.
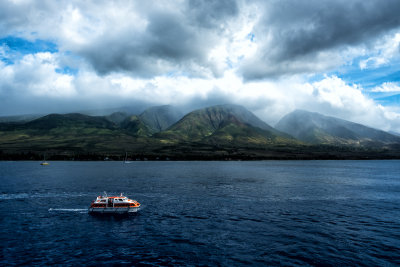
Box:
[75,0,242,78]
[72,6,206,77]
[0,0,400,133]
[0,52,75,97]
[0,0,242,78]
[1,49,400,133]
[240,0,400,79]
[2,0,400,80]
[188,0,239,28]
[298,76,400,132]
[359,33,400,70]
[371,82,400,92]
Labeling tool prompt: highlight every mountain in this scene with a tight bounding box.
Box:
[0,113,117,131]
[0,114,42,123]
[75,105,148,117]
[158,104,296,145]
[26,113,117,130]
[389,131,400,137]
[120,115,152,136]
[138,105,183,134]
[275,110,400,146]
[106,112,129,125]
[0,113,140,154]
[1,105,400,160]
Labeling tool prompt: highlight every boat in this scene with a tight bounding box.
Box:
[88,193,140,214]
[40,154,49,166]
[124,152,132,164]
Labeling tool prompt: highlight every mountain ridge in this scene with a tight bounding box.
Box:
[0,105,399,160]
[139,105,183,134]
[276,109,400,146]
[157,104,297,145]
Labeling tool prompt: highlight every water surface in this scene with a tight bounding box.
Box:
[1,161,399,265]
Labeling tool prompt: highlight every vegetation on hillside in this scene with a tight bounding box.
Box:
[1,105,399,160]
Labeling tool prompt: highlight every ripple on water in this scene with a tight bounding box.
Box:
[1,161,400,265]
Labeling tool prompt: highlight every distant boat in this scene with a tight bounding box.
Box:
[124,152,132,164]
[40,155,49,166]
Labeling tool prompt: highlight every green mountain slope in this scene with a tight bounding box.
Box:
[275,110,400,146]
[138,105,183,134]
[120,115,152,136]
[158,104,297,145]
[0,114,41,123]
[0,113,140,153]
[0,106,399,160]
[0,113,116,131]
[106,112,129,125]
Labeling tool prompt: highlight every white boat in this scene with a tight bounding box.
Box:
[124,152,132,164]
[88,193,140,214]
[40,154,49,165]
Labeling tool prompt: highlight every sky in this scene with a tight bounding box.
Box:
[1,0,400,132]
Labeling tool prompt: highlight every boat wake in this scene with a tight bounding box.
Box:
[48,208,87,213]
[0,192,91,200]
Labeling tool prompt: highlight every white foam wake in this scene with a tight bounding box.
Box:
[48,208,87,213]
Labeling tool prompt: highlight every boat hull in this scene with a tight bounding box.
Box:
[88,207,140,214]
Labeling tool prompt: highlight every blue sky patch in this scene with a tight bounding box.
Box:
[331,59,400,90]
[247,33,255,42]
[375,94,400,106]
[0,36,58,64]
[0,36,58,54]
[56,66,78,75]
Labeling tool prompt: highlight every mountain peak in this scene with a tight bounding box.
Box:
[276,110,400,145]
[187,104,277,132]
[159,104,295,145]
[139,105,183,133]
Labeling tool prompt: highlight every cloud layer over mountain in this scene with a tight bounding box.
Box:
[0,0,400,132]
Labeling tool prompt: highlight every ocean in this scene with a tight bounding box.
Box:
[1,160,399,265]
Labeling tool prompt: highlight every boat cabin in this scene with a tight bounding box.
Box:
[90,194,139,208]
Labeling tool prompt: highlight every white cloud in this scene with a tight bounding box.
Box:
[0,52,76,98]
[5,0,398,80]
[359,32,400,70]
[299,76,400,132]
[370,82,400,92]
[1,0,400,133]
[1,50,400,133]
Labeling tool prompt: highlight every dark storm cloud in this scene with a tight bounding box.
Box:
[0,1,57,37]
[188,0,239,28]
[2,0,400,81]
[79,11,206,77]
[147,12,202,60]
[75,0,400,80]
[76,0,239,78]
[78,14,201,76]
[0,0,240,78]
[241,0,400,80]
[0,2,32,35]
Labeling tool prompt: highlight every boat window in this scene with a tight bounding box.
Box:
[101,200,106,202]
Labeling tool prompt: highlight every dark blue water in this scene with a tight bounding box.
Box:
[1,161,400,266]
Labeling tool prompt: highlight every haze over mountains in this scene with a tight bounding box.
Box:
[0,104,399,160]
[276,110,400,147]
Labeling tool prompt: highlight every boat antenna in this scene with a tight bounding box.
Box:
[104,191,107,197]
